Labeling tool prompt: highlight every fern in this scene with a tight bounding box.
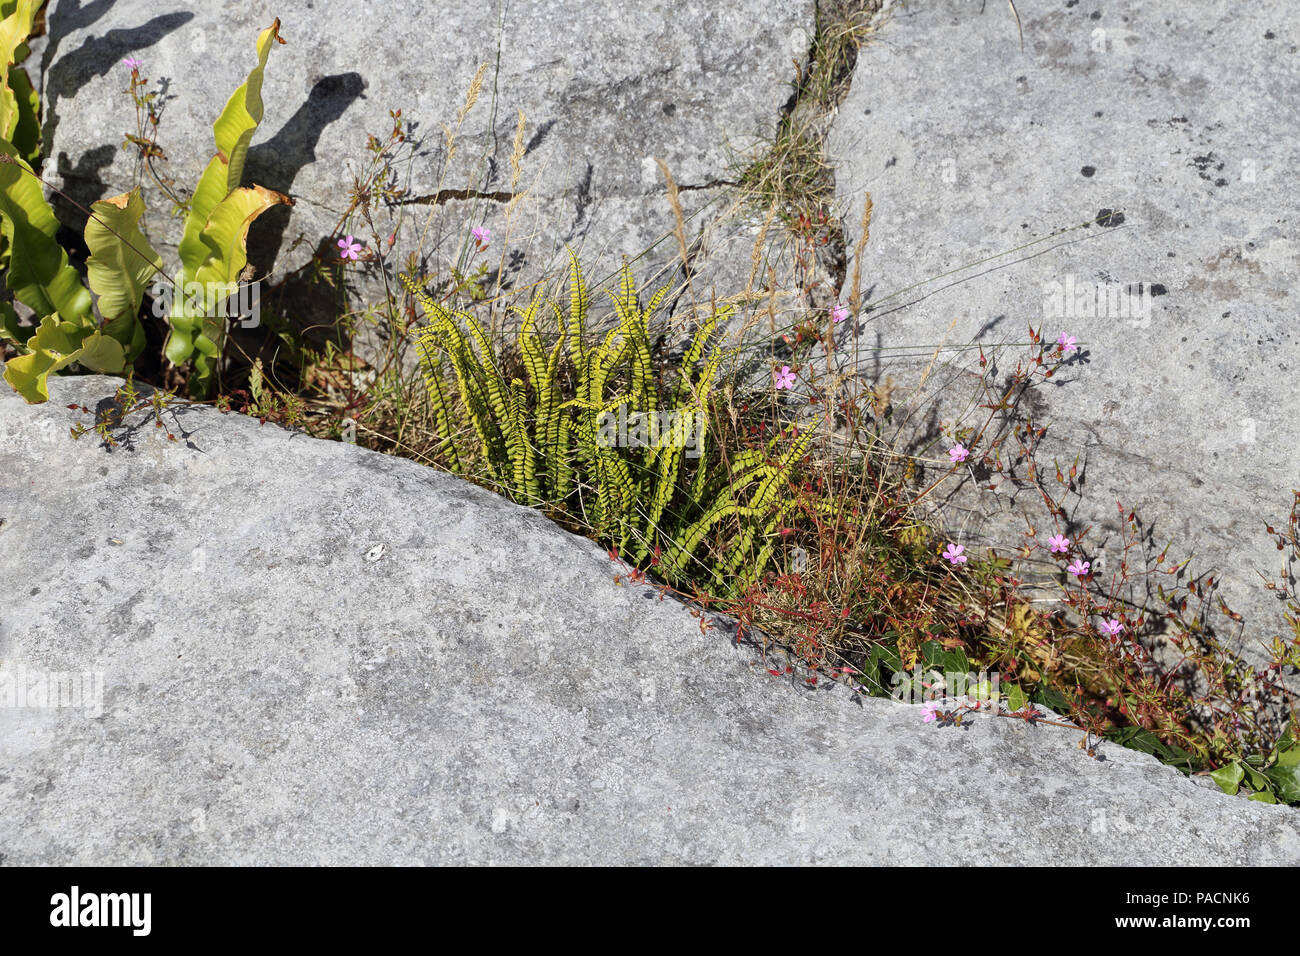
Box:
[401,254,814,596]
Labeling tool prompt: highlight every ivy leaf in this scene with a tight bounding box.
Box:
[1209,762,1244,796]
[1264,761,1300,805]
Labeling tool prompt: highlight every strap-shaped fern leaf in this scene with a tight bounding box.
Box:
[617,259,637,316]
[564,247,589,362]
[672,306,724,408]
[645,284,669,316]
[508,377,541,501]
[748,425,817,512]
[515,289,546,393]
[664,499,766,575]
[414,329,462,471]
[514,289,571,501]
[442,319,505,473]
[635,419,688,563]
[727,497,802,593]
[403,272,490,473]
[401,275,466,472]
[460,312,525,484]
[402,275,507,480]
[583,325,626,413]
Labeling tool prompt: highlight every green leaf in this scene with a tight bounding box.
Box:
[1247,790,1278,805]
[1209,762,1244,796]
[1273,733,1300,767]
[1105,727,1195,773]
[1,314,123,402]
[867,639,902,688]
[177,18,283,283]
[21,311,82,353]
[0,297,30,344]
[3,343,72,402]
[1242,764,1271,795]
[1006,684,1027,713]
[248,356,263,409]
[1263,762,1300,805]
[5,62,40,165]
[0,0,40,155]
[167,183,289,391]
[1033,685,1073,715]
[163,268,196,366]
[913,642,979,700]
[1237,764,1268,801]
[194,183,289,290]
[0,143,93,323]
[75,328,127,373]
[85,189,163,360]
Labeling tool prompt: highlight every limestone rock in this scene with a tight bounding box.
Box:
[1,373,1294,864]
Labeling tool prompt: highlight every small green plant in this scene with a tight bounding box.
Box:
[0,14,289,401]
[401,255,814,594]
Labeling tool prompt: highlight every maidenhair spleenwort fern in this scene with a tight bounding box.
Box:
[398,254,817,596]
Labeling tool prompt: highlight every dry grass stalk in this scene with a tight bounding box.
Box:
[654,157,692,283]
[847,191,873,319]
[746,202,778,298]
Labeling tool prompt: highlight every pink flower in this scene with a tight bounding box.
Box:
[122,56,141,71]
[1067,558,1090,578]
[831,303,849,323]
[948,443,969,464]
[1057,332,1078,354]
[1048,533,1070,553]
[921,703,939,723]
[337,235,363,261]
[774,365,796,390]
[471,225,491,246]
[942,542,967,565]
[1098,618,1124,638]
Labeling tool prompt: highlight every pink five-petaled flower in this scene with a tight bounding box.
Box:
[942,542,967,565]
[122,56,141,70]
[1057,331,1078,355]
[948,443,969,464]
[831,303,849,323]
[471,225,491,246]
[774,365,796,390]
[1067,558,1090,578]
[1048,533,1071,553]
[921,703,939,723]
[337,235,363,261]
[1098,618,1124,639]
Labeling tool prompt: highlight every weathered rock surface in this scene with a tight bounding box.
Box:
[1,374,1295,865]
[39,0,811,322]
[828,0,1300,644]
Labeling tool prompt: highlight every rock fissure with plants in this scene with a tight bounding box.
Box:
[2,0,1298,866]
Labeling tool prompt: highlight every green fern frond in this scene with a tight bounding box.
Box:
[414,329,462,471]
[403,261,798,596]
[617,258,638,316]
[565,247,589,361]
